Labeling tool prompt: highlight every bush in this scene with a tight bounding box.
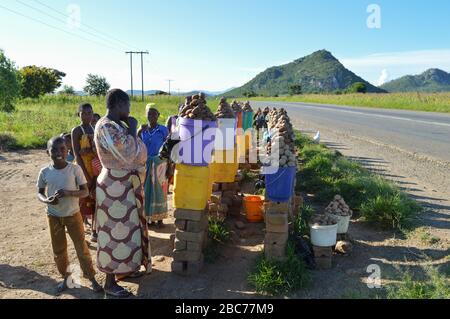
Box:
[248,243,310,296]
[0,132,18,151]
[346,82,367,94]
[387,267,450,299]
[0,50,20,112]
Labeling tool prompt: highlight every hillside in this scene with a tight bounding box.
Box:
[225,50,385,97]
[380,68,450,92]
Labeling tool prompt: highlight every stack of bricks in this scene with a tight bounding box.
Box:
[209,180,243,218]
[171,208,209,275]
[264,202,289,261]
[313,246,333,270]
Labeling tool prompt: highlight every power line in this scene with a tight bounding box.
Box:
[32,0,140,51]
[0,3,124,53]
[16,0,127,52]
[126,51,149,101]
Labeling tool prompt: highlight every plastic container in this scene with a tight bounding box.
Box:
[265,167,296,202]
[211,149,239,183]
[215,118,236,151]
[242,111,254,131]
[244,195,264,222]
[310,223,338,247]
[178,117,217,166]
[330,214,351,234]
[173,164,211,210]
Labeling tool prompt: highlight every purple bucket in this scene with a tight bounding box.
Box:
[178,117,217,166]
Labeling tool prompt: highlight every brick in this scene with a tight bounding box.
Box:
[265,232,288,245]
[171,261,186,273]
[212,183,220,192]
[175,219,187,231]
[264,202,290,214]
[210,192,222,204]
[266,212,288,226]
[176,230,206,243]
[218,203,228,213]
[186,255,204,275]
[202,231,208,249]
[264,242,287,261]
[313,246,333,258]
[221,197,233,206]
[186,241,203,252]
[221,182,240,191]
[266,222,288,234]
[186,216,208,233]
[170,234,176,250]
[174,208,205,221]
[173,249,203,262]
[174,238,187,250]
[222,190,237,198]
[315,256,332,270]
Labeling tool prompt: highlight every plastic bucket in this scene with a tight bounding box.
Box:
[211,149,239,183]
[178,117,217,166]
[173,164,211,210]
[243,111,254,131]
[214,118,236,151]
[265,167,296,202]
[310,223,338,247]
[330,214,351,234]
[244,195,264,223]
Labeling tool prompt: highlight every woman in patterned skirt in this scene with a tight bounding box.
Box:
[94,89,149,298]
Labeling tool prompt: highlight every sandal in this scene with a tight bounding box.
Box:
[104,286,132,298]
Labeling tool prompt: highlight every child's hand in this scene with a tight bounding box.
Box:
[46,196,59,205]
[55,189,68,199]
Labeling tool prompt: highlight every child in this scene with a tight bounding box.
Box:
[71,103,96,232]
[91,113,101,128]
[61,133,75,163]
[37,136,103,294]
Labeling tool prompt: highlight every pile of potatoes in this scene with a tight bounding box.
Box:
[310,214,339,226]
[215,97,235,119]
[265,108,297,167]
[325,195,353,217]
[179,93,217,121]
[231,100,243,113]
[242,101,253,112]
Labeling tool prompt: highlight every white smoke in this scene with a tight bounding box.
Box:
[377,69,390,86]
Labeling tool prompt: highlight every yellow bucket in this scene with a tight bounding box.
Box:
[173,164,211,210]
[211,149,239,183]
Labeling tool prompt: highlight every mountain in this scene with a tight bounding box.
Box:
[380,69,450,92]
[224,50,385,97]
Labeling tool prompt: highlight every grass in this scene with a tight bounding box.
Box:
[0,94,183,150]
[386,267,450,299]
[407,227,441,246]
[293,204,315,237]
[295,132,422,230]
[248,243,310,296]
[250,92,450,113]
[205,216,231,263]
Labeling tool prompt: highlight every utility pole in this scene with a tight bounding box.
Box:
[166,79,174,95]
[126,51,149,101]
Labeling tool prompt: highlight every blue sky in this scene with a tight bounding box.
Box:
[1,0,450,92]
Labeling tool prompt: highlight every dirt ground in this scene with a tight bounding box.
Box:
[0,132,449,298]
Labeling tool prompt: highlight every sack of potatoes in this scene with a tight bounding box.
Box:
[215,97,236,119]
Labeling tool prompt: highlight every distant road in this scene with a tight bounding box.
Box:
[253,101,450,163]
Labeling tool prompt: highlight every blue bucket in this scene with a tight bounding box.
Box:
[265,167,296,202]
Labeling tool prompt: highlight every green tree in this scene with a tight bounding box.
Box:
[84,74,110,96]
[60,85,76,95]
[0,50,20,112]
[19,66,66,98]
[243,90,257,98]
[347,82,367,94]
[289,84,302,95]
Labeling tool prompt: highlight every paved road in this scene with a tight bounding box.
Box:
[253,101,450,163]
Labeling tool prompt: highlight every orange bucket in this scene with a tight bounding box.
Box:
[244,195,264,223]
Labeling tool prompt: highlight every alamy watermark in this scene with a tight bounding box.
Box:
[67,4,81,29]
[367,4,381,29]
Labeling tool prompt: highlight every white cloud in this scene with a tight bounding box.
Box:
[377,69,390,86]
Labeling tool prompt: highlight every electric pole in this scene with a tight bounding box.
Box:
[166,79,174,95]
[126,51,149,101]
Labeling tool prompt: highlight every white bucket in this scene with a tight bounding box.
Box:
[331,214,351,234]
[215,118,236,150]
[310,223,338,247]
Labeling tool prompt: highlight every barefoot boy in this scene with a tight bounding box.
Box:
[37,136,102,294]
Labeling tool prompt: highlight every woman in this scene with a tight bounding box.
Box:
[138,104,169,229]
[94,89,150,297]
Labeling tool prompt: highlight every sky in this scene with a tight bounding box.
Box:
[1,0,450,92]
